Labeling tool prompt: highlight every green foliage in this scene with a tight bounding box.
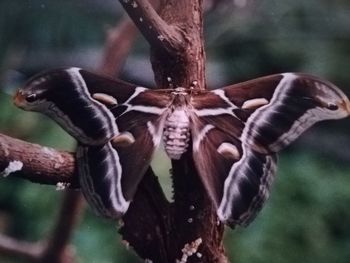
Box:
[226,153,350,263]
[74,211,139,263]
[206,0,350,86]
[0,0,117,52]
[1,0,350,262]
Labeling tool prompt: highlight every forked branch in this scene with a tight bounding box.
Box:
[118,0,184,53]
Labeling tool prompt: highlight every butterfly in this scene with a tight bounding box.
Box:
[14,67,350,227]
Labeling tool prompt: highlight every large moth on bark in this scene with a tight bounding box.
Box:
[14,68,350,227]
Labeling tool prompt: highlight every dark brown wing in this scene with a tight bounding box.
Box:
[190,73,349,227]
[220,73,350,153]
[77,72,173,218]
[189,109,278,227]
[18,68,173,219]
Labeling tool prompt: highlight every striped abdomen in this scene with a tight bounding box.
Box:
[163,109,190,160]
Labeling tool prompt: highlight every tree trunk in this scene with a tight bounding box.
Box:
[119,0,228,262]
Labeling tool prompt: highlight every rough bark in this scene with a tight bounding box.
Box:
[0,134,78,186]
[119,0,227,262]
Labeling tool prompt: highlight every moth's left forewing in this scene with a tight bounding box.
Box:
[222,73,350,154]
[190,73,350,227]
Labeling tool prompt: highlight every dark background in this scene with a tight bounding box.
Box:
[1,0,350,262]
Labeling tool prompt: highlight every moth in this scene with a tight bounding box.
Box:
[14,67,350,227]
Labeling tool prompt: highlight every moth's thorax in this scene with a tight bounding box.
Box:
[170,88,191,105]
[171,87,188,96]
[163,107,191,160]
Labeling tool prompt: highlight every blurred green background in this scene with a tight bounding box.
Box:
[1,0,350,262]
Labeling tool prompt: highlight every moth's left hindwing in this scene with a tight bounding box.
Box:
[189,111,278,227]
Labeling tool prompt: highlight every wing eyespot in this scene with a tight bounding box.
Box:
[25,94,37,103]
[327,103,338,111]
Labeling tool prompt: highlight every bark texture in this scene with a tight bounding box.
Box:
[119,0,227,261]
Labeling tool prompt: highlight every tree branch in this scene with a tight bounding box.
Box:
[0,133,174,262]
[0,134,78,187]
[144,0,227,261]
[150,0,207,89]
[99,17,138,77]
[0,134,83,262]
[118,0,184,53]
